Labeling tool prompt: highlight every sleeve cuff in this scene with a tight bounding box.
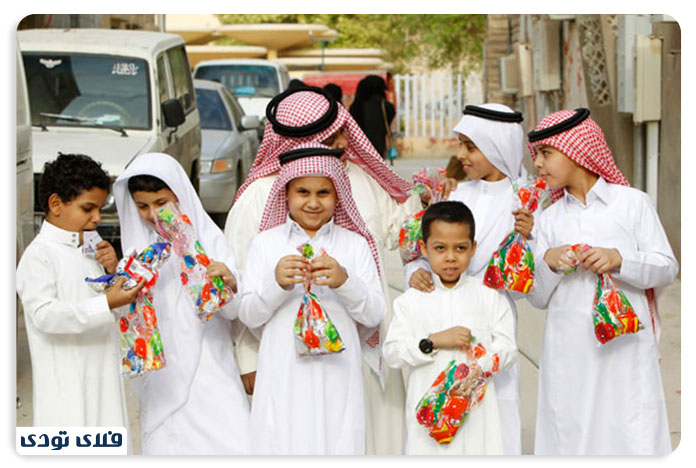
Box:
[89,294,116,328]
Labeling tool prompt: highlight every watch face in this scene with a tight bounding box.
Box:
[419,338,433,354]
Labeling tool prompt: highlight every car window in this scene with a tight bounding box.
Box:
[195,88,232,131]
[166,46,195,113]
[220,87,244,127]
[156,55,170,129]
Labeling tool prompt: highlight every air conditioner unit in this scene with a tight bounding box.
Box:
[634,34,662,123]
[532,20,561,91]
[617,15,652,113]
[500,53,519,94]
[516,44,534,97]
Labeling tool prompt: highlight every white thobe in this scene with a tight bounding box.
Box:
[239,217,385,455]
[528,178,678,455]
[16,221,128,428]
[225,162,421,454]
[384,273,516,455]
[404,177,535,454]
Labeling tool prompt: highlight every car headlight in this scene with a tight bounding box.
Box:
[210,157,235,173]
[200,160,212,174]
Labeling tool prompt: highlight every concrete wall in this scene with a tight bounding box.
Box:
[654,21,681,267]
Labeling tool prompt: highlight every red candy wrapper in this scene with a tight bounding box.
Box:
[398,167,447,264]
[293,243,345,356]
[155,202,233,322]
[415,342,500,445]
[483,177,547,294]
[562,243,644,345]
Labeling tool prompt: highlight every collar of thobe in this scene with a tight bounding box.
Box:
[40,220,81,248]
[283,213,336,242]
[472,177,512,196]
[431,270,475,291]
[563,176,610,207]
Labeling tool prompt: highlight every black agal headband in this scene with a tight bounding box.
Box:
[462,105,524,123]
[266,86,339,138]
[528,108,591,143]
[278,147,345,166]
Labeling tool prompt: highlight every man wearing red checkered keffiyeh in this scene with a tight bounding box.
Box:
[225,87,421,455]
[238,144,386,455]
[525,109,679,455]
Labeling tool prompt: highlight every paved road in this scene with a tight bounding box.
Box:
[16,155,681,454]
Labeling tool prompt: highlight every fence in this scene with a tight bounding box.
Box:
[393,71,484,138]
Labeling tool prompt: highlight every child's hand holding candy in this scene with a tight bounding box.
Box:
[206,260,238,294]
[544,245,572,271]
[578,247,622,275]
[95,240,119,274]
[512,208,534,238]
[275,255,309,289]
[106,277,145,309]
[310,255,348,288]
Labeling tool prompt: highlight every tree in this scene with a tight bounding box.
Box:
[216,14,484,73]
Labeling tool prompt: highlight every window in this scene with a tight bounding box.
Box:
[166,46,195,113]
[220,87,244,128]
[195,88,232,131]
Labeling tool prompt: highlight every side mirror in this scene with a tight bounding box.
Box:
[162,99,185,128]
[240,115,260,130]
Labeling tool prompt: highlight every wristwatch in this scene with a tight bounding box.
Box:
[419,337,434,354]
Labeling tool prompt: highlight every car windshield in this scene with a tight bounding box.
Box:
[22,53,151,130]
[194,65,279,98]
[195,88,232,131]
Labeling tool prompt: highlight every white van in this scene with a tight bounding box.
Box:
[16,43,33,261]
[192,58,290,120]
[18,28,202,242]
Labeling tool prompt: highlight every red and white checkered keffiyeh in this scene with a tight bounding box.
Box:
[259,146,381,277]
[528,109,629,202]
[236,89,411,203]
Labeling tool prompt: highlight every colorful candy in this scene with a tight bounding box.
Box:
[398,167,448,264]
[154,202,232,322]
[85,241,171,377]
[293,243,345,357]
[483,177,547,294]
[416,341,499,445]
[562,243,644,345]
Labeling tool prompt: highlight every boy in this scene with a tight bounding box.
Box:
[113,152,250,455]
[384,201,517,455]
[527,109,679,455]
[239,144,385,455]
[16,153,143,427]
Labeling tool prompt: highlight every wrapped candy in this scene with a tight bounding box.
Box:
[562,243,644,345]
[293,243,345,357]
[85,242,171,377]
[483,177,548,294]
[398,167,448,263]
[416,342,499,445]
[154,202,232,322]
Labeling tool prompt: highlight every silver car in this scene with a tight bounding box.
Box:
[194,79,260,225]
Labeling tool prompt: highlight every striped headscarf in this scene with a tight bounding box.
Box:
[236,87,411,203]
[527,109,629,202]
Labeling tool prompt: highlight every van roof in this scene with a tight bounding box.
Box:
[195,58,287,70]
[17,28,185,58]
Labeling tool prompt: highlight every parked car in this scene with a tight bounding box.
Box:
[16,42,34,260]
[18,28,202,246]
[193,58,290,134]
[194,79,260,226]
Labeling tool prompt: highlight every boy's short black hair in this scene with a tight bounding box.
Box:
[127,174,170,194]
[421,201,476,243]
[39,153,111,214]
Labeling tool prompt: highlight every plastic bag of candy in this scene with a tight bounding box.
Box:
[416,341,499,445]
[483,177,547,294]
[293,243,345,357]
[85,242,171,377]
[154,202,232,322]
[398,167,447,263]
[561,243,644,345]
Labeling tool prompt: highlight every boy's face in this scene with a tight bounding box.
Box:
[456,134,505,182]
[131,188,179,228]
[286,176,337,237]
[46,187,109,241]
[533,144,579,189]
[418,220,477,288]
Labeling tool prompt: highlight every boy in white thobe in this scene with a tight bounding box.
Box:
[404,104,536,454]
[239,144,385,455]
[17,154,141,427]
[385,201,516,455]
[527,109,678,455]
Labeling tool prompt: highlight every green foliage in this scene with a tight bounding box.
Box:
[216,14,484,73]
